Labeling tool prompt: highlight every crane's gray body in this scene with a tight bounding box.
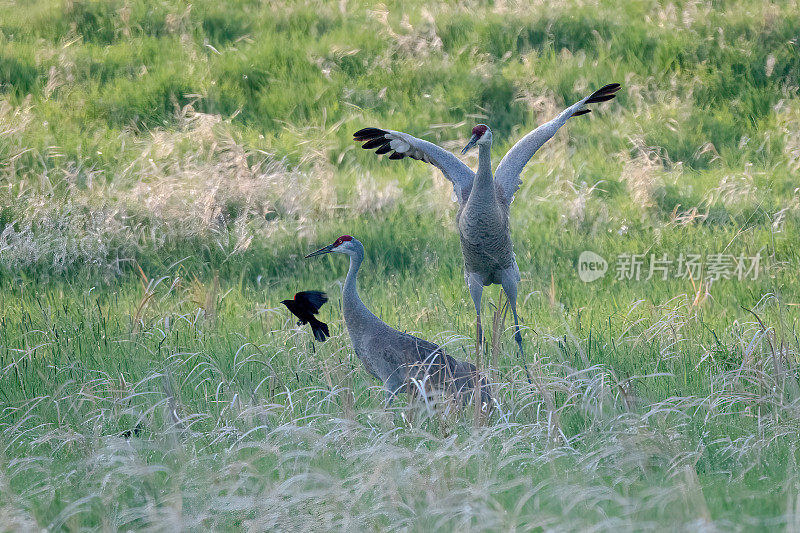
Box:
[335,238,490,405]
[457,144,516,286]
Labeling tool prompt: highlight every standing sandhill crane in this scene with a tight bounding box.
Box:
[354,83,621,367]
[306,235,491,407]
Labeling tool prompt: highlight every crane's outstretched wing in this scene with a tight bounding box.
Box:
[295,291,327,314]
[354,128,475,205]
[494,83,621,205]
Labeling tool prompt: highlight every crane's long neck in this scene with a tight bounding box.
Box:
[470,143,496,203]
[342,248,375,326]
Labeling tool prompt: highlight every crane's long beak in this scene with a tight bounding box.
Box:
[305,243,335,258]
[461,134,478,155]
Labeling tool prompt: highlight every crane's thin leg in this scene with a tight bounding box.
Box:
[501,271,533,385]
[467,274,486,423]
[467,274,484,354]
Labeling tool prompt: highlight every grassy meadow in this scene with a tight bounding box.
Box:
[1,0,800,529]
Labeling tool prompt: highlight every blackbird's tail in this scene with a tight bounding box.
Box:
[309,317,330,342]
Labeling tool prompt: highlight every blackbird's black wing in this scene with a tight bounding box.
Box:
[295,291,328,314]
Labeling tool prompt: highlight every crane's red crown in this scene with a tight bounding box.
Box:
[472,124,488,137]
[333,235,353,246]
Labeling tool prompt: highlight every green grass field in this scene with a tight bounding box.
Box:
[1,0,799,530]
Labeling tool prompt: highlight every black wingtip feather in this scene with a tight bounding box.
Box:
[388,151,405,160]
[361,137,387,149]
[585,83,621,104]
[572,109,591,117]
[353,127,387,141]
[588,94,617,103]
[595,83,621,94]
[375,142,393,155]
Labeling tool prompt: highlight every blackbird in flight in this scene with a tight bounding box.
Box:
[281,291,330,341]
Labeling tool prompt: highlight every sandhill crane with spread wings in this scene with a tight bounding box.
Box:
[306,235,492,408]
[354,83,621,369]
